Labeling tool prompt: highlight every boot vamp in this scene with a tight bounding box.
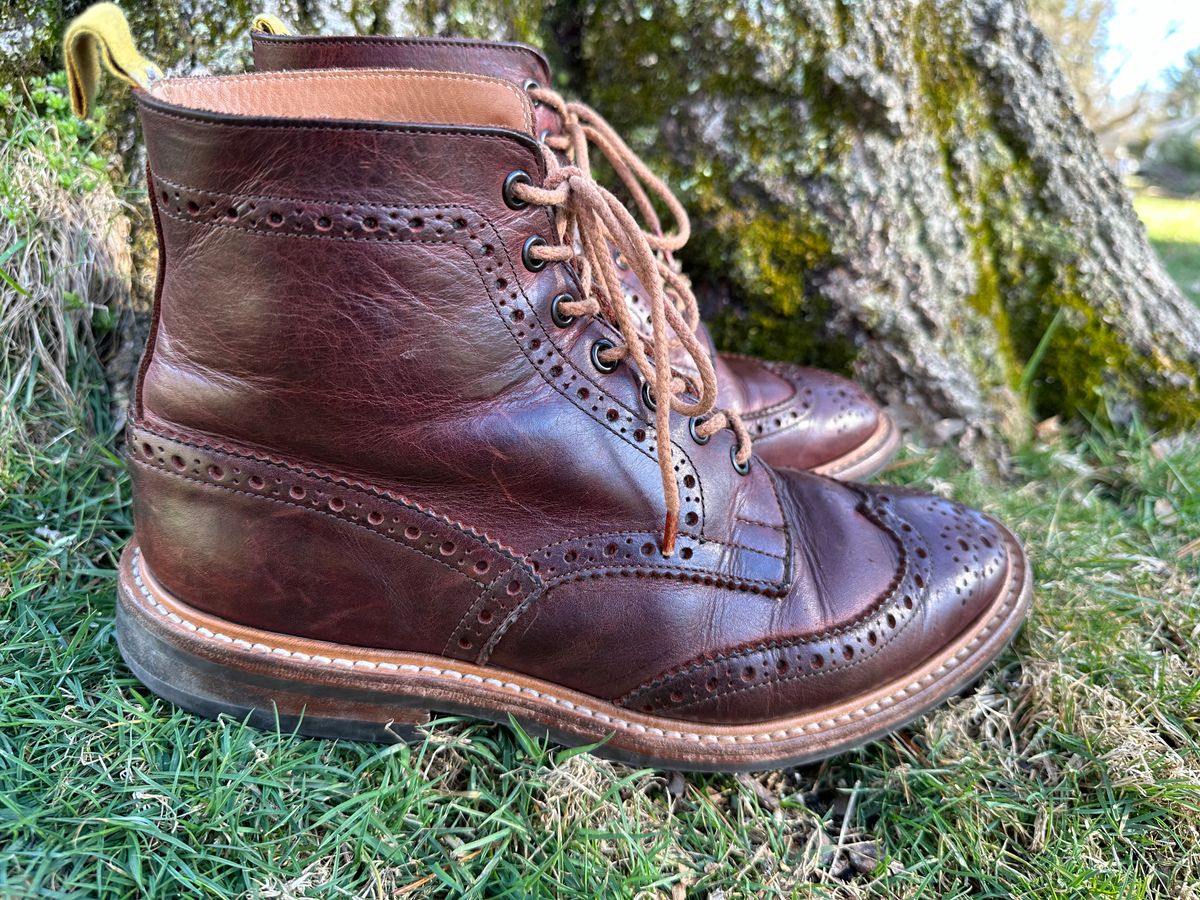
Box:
[491,471,1012,725]
[719,356,883,471]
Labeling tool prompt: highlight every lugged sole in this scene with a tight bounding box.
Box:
[115,530,1031,773]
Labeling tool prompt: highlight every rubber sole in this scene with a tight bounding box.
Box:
[115,529,1031,772]
[812,412,902,482]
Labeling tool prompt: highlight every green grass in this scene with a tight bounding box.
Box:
[4,79,1200,898]
[1133,194,1200,306]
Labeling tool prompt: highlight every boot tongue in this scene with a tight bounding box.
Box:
[145,69,537,135]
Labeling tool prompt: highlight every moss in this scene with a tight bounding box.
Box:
[700,205,853,370]
[908,0,1200,429]
[581,1,855,371]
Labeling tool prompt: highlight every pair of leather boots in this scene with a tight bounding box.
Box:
[68,4,1031,771]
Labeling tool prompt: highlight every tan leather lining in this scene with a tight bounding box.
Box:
[147,68,534,134]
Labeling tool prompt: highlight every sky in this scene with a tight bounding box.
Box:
[1104,0,1200,97]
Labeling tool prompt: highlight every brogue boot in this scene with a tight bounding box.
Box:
[84,52,1030,770]
[250,26,901,479]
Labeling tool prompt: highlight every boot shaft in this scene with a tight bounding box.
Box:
[134,69,787,564]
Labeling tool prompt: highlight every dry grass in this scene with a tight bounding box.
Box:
[0,77,131,440]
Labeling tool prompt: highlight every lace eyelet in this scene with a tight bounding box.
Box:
[640,380,657,411]
[538,128,553,144]
[522,235,548,272]
[689,416,710,445]
[730,446,751,476]
[550,293,576,328]
[523,78,543,106]
[591,338,619,374]
[503,170,532,210]
[615,252,630,271]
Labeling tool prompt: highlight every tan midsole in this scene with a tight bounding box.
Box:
[120,530,1029,749]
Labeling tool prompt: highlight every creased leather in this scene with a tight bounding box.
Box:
[249,31,889,473]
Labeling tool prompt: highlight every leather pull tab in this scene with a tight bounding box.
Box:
[251,13,293,35]
[63,2,163,118]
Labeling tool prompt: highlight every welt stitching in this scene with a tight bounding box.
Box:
[133,423,519,562]
[127,546,1024,745]
[131,456,481,584]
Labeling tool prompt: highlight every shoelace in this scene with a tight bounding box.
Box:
[512,150,752,557]
[529,86,690,255]
[530,87,704,355]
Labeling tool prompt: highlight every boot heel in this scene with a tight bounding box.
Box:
[115,554,430,744]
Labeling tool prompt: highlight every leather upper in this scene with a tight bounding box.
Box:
[127,74,1011,725]
[249,30,887,473]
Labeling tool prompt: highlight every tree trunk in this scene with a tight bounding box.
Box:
[574,0,1200,447]
[5,0,1198,449]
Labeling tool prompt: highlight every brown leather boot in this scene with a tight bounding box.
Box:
[249,28,901,480]
[104,64,1029,771]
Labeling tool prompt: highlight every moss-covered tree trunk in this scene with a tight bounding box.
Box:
[5,0,1198,449]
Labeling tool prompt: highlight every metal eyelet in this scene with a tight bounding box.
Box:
[550,293,576,328]
[730,446,751,476]
[503,170,532,210]
[689,416,710,445]
[591,339,619,374]
[523,78,543,106]
[640,380,657,411]
[538,128,553,144]
[522,235,548,272]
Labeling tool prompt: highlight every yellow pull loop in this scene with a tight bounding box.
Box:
[63,2,162,118]
[251,13,294,35]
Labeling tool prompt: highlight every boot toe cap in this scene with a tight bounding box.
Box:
[746,363,886,473]
[618,485,1020,727]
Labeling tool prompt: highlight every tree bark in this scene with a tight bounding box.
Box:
[6,0,1198,448]
[576,0,1200,447]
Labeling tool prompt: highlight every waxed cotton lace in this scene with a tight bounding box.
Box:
[511,150,751,558]
[530,86,705,360]
[529,86,691,257]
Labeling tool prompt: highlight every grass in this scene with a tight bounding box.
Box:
[1133,194,1200,306]
[3,79,1200,898]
